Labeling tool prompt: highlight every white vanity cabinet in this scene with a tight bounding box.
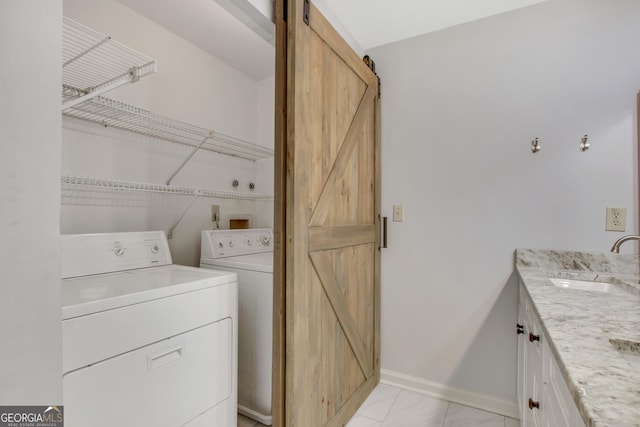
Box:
[517,279,586,427]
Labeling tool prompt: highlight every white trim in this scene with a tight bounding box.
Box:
[380,369,520,420]
[238,404,272,425]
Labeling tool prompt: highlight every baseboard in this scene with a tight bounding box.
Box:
[380,369,520,419]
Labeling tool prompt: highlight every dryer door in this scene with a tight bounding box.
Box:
[63,318,234,427]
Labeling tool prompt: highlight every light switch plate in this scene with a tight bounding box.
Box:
[605,207,626,232]
[393,205,404,222]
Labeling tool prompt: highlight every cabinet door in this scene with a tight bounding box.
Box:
[543,341,587,427]
[518,280,587,427]
[517,286,527,421]
[527,312,544,426]
[519,281,543,427]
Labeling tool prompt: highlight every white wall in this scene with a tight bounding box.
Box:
[62,0,275,266]
[256,76,276,228]
[368,0,640,407]
[0,1,62,404]
[247,0,273,22]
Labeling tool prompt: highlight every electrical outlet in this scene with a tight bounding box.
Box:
[605,207,626,232]
[393,205,404,222]
[211,205,220,222]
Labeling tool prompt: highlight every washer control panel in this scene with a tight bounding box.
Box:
[201,228,273,259]
[62,231,172,278]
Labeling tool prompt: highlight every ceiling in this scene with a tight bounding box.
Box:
[115,0,550,80]
[116,0,275,80]
[321,0,550,51]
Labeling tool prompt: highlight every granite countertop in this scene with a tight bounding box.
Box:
[516,249,640,427]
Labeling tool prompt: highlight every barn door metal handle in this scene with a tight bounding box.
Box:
[379,215,388,250]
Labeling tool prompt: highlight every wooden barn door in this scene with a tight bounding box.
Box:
[273,0,381,425]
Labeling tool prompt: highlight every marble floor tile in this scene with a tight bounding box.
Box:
[381,389,448,427]
[504,417,521,427]
[237,414,258,427]
[443,402,505,427]
[244,383,522,427]
[355,383,402,421]
[346,414,383,427]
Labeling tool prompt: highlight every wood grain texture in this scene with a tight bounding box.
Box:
[283,1,381,425]
[273,0,287,425]
[309,251,374,378]
[374,94,382,374]
[308,225,375,252]
[307,3,377,88]
[309,85,375,227]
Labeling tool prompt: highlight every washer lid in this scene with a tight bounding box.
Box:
[61,264,236,319]
[200,252,273,273]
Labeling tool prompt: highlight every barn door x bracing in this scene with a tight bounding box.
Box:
[274,0,381,425]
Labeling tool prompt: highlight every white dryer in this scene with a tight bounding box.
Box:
[200,229,273,425]
[61,231,238,427]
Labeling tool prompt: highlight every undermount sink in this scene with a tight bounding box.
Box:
[549,278,612,293]
[609,338,640,371]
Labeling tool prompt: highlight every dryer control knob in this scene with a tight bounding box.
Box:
[228,240,234,248]
[218,242,224,248]
[260,236,271,246]
[115,247,126,257]
[151,245,159,254]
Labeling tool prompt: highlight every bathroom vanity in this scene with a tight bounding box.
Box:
[516,249,640,427]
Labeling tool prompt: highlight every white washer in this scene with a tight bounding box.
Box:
[61,231,238,427]
[200,229,273,425]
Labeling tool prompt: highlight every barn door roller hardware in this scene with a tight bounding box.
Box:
[303,0,310,25]
[363,55,381,99]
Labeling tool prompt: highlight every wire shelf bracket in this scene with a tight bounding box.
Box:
[166,132,215,185]
[62,17,157,111]
[167,190,201,239]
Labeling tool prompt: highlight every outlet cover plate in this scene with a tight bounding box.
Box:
[606,207,626,232]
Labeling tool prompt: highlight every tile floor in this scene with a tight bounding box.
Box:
[237,383,521,427]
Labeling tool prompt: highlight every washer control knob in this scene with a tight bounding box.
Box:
[228,240,234,248]
[246,238,252,246]
[260,235,271,246]
[218,242,224,248]
[115,247,126,257]
[151,245,159,254]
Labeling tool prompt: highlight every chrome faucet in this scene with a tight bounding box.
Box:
[610,235,640,253]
